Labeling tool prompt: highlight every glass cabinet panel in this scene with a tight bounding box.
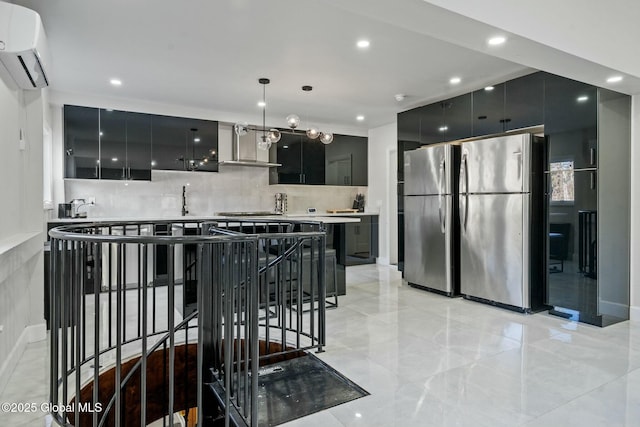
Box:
[64,105,100,179]
[472,82,505,136]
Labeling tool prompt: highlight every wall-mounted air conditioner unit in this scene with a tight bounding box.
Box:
[0,1,50,89]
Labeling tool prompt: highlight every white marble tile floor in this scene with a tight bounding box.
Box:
[1,264,638,426]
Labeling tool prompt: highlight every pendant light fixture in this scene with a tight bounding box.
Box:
[289,85,333,144]
[256,78,281,151]
[234,79,333,150]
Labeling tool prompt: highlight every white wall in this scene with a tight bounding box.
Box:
[631,95,640,320]
[367,122,398,265]
[0,74,45,392]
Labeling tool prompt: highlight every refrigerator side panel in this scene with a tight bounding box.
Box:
[462,134,530,194]
[404,195,451,294]
[460,193,527,308]
[404,146,445,196]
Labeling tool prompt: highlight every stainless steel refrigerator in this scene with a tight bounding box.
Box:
[458,133,545,311]
[404,144,459,296]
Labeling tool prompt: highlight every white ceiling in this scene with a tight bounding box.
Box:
[12,0,639,133]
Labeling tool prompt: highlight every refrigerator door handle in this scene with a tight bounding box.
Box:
[439,159,446,232]
[460,153,468,232]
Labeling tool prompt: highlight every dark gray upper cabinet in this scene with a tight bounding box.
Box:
[471,82,505,136]
[64,105,100,179]
[326,134,367,186]
[273,132,304,184]
[505,72,544,131]
[442,93,472,141]
[150,115,219,172]
[271,132,366,186]
[543,73,597,170]
[397,109,422,181]
[418,103,444,145]
[99,109,152,180]
[64,106,218,180]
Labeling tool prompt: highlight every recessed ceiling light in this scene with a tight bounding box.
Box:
[438,126,448,132]
[194,137,201,142]
[356,115,365,121]
[356,39,370,49]
[606,75,623,83]
[283,145,289,149]
[110,79,122,86]
[449,77,461,85]
[151,160,157,167]
[577,95,589,102]
[484,86,495,91]
[111,157,118,162]
[394,94,406,102]
[257,101,266,108]
[488,36,506,46]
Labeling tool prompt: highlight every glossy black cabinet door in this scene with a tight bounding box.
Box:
[302,139,325,184]
[472,82,505,136]
[419,103,444,145]
[505,72,544,131]
[125,111,153,179]
[99,109,128,180]
[273,132,366,185]
[151,115,218,172]
[183,118,219,172]
[64,105,219,178]
[64,105,100,179]
[543,73,597,170]
[326,134,367,186]
[275,132,304,184]
[442,93,472,141]
[397,109,421,181]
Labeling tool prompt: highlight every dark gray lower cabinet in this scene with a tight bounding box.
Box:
[334,215,379,267]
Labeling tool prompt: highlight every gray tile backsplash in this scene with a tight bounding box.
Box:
[63,168,368,218]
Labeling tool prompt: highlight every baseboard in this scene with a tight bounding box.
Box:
[598,300,632,320]
[376,257,390,266]
[630,305,640,322]
[0,323,47,395]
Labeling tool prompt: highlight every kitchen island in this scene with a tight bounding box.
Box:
[46,214,365,321]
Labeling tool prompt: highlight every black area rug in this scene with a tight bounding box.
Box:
[254,352,369,426]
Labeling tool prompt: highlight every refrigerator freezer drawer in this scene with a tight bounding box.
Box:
[459,193,530,309]
[404,195,453,294]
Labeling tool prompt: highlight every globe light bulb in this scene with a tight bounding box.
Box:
[306,126,320,139]
[319,132,334,145]
[267,128,281,143]
[257,134,272,151]
[286,114,300,129]
[234,122,248,136]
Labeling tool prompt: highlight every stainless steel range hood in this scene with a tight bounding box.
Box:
[218,127,281,168]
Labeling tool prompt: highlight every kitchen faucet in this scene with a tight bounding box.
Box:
[70,198,93,218]
[181,186,189,216]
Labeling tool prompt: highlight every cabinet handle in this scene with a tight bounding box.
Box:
[590,171,596,190]
[590,148,596,166]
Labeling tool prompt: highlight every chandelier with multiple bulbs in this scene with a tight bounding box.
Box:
[235,78,334,150]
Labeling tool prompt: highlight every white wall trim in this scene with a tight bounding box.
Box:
[0,323,47,395]
[630,305,640,322]
[377,256,390,266]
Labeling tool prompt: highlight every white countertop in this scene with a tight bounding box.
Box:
[48,214,360,224]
